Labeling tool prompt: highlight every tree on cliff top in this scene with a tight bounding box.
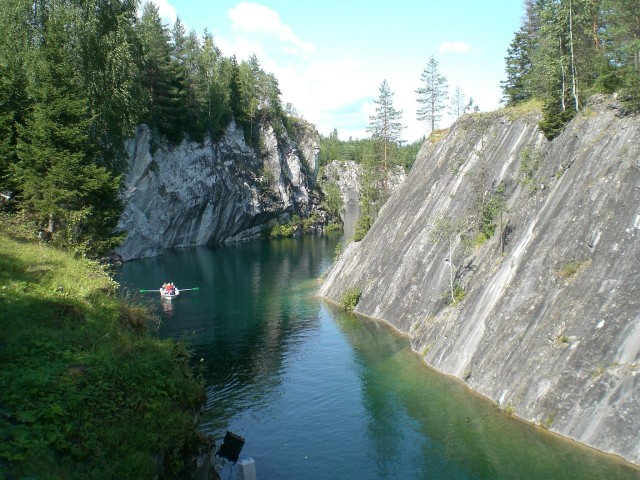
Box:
[367,79,404,190]
[416,56,449,133]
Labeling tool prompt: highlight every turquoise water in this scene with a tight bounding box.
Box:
[116,235,640,479]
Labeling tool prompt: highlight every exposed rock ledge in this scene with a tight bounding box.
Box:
[115,120,320,261]
[319,95,640,465]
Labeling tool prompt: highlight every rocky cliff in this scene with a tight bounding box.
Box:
[319,95,640,465]
[115,119,321,261]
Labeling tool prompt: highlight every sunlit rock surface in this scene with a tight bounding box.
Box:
[320,95,640,465]
[115,120,320,260]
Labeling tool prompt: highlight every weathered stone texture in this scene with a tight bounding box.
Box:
[319,95,640,465]
[115,120,319,261]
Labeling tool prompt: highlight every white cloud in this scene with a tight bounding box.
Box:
[439,41,471,54]
[151,0,177,26]
[228,2,314,57]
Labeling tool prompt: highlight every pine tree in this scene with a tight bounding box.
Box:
[501,0,539,106]
[138,2,187,144]
[502,30,536,105]
[0,0,32,198]
[416,55,449,133]
[449,85,468,118]
[601,0,640,109]
[13,6,122,252]
[367,79,404,191]
[76,0,140,173]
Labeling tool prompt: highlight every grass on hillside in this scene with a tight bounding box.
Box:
[0,215,206,479]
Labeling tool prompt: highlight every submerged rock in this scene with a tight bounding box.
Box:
[320,95,640,465]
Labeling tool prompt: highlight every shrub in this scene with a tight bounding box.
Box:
[556,258,590,279]
[452,284,466,305]
[341,287,362,311]
[518,144,544,190]
[353,215,373,242]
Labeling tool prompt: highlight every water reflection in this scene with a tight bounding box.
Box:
[116,237,640,480]
[326,302,640,480]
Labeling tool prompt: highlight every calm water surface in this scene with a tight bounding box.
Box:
[116,235,640,480]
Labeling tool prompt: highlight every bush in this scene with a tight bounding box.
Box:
[353,215,373,242]
[341,287,362,311]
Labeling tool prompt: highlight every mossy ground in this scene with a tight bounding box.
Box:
[0,214,205,479]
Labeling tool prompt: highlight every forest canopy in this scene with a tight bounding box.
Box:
[501,0,640,138]
[0,0,294,255]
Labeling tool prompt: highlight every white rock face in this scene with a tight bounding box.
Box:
[115,120,319,261]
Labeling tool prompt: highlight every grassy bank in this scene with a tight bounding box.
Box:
[0,215,206,479]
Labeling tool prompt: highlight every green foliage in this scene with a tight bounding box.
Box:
[267,214,321,238]
[518,144,545,190]
[9,7,124,256]
[504,0,640,120]
[479,182,507,239]
[556,258,590,278]
[416,55,449,132]
[0,215,205,479]
[430,214,466,303]
[538,101,577,140]
[341,286,362,311]
[451,284,466,306]
[321,181,343,217]
[367,79,405,194]
[269,219,299,238]
[353,214,373,242]
[1,0,302,255]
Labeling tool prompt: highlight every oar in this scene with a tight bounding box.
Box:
[139,287,199,293]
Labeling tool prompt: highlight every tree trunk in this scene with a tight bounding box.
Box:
[568,0,580,111]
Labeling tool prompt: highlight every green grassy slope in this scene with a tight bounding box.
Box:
[0,215,206,479]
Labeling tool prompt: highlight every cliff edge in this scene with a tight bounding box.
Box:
[319,95,640,465]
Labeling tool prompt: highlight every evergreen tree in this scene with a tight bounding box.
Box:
[138,2,187,143]
[502,30,536,105]
[416,55,449,132]
[449,85,468,118]
[501,0,539,106]
[367,79,404,190]
[76,0,140,173]
[531,0,603,137]
[601,0,640,109]
[227,55,246,126]
[13,6,122,252]
[171,18,206,141]
[0,0,31,198]
[196,32,232,140]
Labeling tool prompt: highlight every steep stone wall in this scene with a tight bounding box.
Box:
[319,95,640,465]
[115,119,320,261]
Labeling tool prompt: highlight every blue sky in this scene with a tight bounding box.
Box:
[151,0,525,142]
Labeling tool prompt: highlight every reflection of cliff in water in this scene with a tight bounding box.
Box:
[342,201,360,239]
[324,301,640,480]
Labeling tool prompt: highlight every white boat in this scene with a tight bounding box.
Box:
[160,288,180,300]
